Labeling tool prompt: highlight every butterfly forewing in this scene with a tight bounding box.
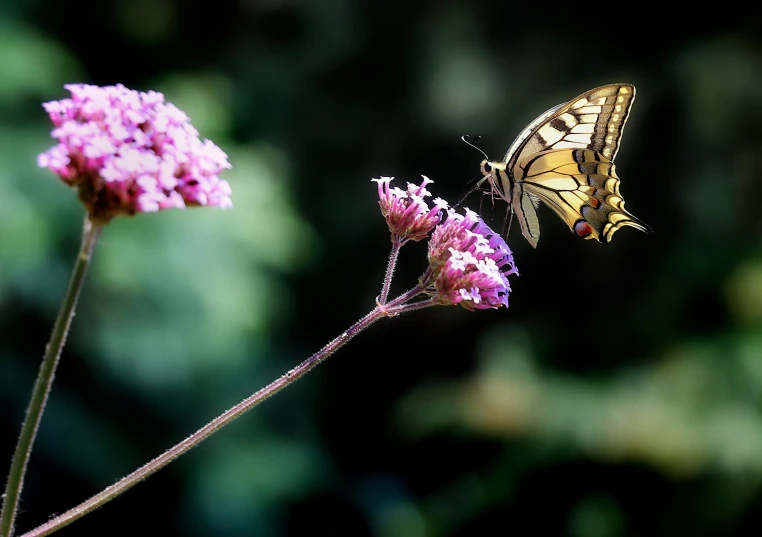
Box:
[508,84,636,168]
[501,103,565,167]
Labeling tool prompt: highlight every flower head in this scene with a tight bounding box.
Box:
[373,176,447,244]
[425,208,518,310]
[38,83,232,222]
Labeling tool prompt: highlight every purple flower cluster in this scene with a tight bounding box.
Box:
[373,176,447,243]
[38,83,232,222]
[426,208,518,310]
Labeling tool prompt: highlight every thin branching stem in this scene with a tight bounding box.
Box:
[20,285,427,537]
[378,236,404,305]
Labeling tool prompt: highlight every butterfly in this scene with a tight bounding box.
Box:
[468,83,651,248]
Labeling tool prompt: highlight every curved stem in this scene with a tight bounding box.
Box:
[1,217,103,537]
[20,286,425,537]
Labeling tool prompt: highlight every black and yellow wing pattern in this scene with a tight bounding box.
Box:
[478,84,650,248]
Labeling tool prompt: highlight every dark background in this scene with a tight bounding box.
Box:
[2,2,762,536]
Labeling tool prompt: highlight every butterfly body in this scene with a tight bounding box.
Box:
[478,84,650,248]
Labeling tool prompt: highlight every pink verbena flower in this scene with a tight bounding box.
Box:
[38,83,233,222]
[425,208,518,310]
[373,176,447,244]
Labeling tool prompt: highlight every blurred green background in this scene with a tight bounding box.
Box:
[2,1,762,536]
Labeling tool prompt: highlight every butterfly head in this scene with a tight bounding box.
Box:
[480,159,494,177]
[478,158,508,199]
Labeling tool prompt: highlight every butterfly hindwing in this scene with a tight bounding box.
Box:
[517,148,650,243]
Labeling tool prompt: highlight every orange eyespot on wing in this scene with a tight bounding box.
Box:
[574,220,594,239]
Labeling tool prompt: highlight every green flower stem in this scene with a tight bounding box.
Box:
[1,217,103,537]
[20,285,426,537]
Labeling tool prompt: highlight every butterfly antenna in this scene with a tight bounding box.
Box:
[461,135,490,161]
[454,136,492,209]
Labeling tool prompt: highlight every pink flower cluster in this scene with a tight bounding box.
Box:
[38,83,232,221]
[427,208,518,310]
[373,176,447,244]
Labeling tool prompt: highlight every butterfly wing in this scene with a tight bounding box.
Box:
[505,83,636,168]
[511,184,542,248]
[516,148,650,243]
[483,83,646,247]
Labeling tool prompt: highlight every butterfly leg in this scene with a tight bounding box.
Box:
[453,177,490,209]
[501,204,514,238]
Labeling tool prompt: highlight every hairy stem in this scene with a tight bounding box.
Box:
[20,285,425,537]
[378,237,403,305]
[1,217,103,537]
